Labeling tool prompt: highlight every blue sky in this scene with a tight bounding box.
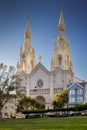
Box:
[0,0,87,80]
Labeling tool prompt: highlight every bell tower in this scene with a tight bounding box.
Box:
[17,19,36,74]
[51,10,73,72]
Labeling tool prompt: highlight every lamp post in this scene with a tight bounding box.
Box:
[67,93,69,117]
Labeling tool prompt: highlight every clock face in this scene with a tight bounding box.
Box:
[37,79,43,87]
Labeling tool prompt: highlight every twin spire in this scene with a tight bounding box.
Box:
[18,10,68,73]
[20,10,65,57]
[25,10,65,39]
[58,9,66,32]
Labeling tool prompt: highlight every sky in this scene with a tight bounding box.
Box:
[0,0,87,80]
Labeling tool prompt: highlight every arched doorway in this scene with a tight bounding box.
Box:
[35,96,45,104]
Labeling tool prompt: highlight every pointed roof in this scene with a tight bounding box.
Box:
[30,62,49,76]
[24,17,31,39]
[58,10,65,30]
[67,82,84,90]
[25,18,30,33]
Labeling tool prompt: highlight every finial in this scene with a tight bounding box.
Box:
[38,55,42,63]
[60,5,63,12]
[58,6,65,30]
[25,16,30,33]
[26,16,29,25]
[59,5,63,18]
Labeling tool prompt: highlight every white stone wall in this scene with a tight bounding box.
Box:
[29,68,50,90]
[2,98,16,118]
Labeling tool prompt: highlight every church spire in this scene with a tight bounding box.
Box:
[24,17,31,52]
[24,17,31,39]
[51,9,73,72]
[58,9,66,45]
[58,9,66,32]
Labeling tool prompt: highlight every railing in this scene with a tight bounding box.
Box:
[54,87,63,93]
[30,87,63,95]
[30,88,50,95]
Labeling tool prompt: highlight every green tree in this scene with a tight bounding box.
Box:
[16,96,45,112]
[0,63,22,115]
[53,90,68,109]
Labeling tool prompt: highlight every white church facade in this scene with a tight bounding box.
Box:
[2,10,87,118]
[17,10,75,109]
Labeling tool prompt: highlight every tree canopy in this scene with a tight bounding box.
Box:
[16,96,45,112]
[0,63,22,115]
[53,90,68,109]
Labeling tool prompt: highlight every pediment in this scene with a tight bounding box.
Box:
[68,82,84,90]
[30,62,49,76]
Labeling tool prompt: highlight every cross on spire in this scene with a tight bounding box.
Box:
[38,55,42,63]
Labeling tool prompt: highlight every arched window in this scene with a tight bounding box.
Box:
[58,54,62,66]
[36,96,45,104]
[23,60,27,71]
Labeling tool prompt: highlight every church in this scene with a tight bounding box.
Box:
[2,10,87,118]
[16,10,82,109]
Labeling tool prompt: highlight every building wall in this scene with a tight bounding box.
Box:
[22,63,73,108]
[68,83,84,106]
[2,10,84,117]
[2,98,16,118]
[16,10,74,109]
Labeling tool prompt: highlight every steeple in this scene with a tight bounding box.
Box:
[58,10,66,48]
[17,17,36,74]
[51,9,73,72]
[24,17,31,52]
[58,9,66,32]
[24,17,31,39]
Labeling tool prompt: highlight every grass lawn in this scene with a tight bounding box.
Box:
[0,117,87,130]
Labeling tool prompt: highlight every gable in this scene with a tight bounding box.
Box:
[29,63,50,90]
[30,62,49,76]
[68,82,84,90]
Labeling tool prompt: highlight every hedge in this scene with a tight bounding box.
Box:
[22,105,87,114]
